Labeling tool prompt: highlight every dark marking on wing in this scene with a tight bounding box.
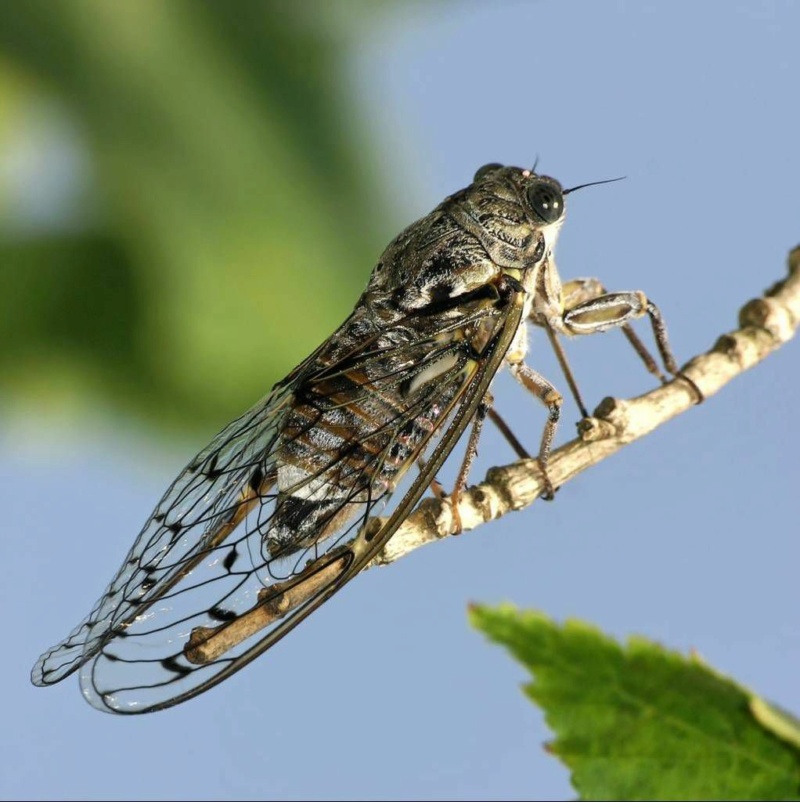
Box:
[223,547,238,572]
[248,465,265,494]
[161,656,191,677]
[205,453,221,480]
[208,606,238,622]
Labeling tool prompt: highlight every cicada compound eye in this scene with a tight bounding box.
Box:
[526,180,564,224]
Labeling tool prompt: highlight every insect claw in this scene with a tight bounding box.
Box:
[450,493,464,535]
[537,458,557,501]
[676,371,705,405]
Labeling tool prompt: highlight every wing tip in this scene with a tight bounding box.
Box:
[31,646,83,686]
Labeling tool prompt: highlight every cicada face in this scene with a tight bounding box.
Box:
[33,164,573,713]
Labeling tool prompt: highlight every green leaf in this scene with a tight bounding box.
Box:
[750,697,800,752]
[0,0,394,435]
[470,604,800,801]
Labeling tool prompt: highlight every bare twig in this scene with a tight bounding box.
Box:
[369,246,800,568]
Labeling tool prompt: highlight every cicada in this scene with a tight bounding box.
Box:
[31,163,677,713]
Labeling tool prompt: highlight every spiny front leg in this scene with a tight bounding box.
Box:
[553,277,679,378]
[532,276,701,430]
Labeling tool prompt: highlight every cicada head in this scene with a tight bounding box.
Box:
[459,163,568,270]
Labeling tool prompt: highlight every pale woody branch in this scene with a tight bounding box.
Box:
[369,246,800,569]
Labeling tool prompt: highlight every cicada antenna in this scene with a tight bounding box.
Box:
[563,176,626,195]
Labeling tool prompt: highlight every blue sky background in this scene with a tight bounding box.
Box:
[2,1,800,799]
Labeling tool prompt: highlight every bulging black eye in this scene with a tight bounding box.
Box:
[473,163,504,182]
[526,180,564,224]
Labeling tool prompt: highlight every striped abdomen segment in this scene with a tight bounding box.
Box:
[267,348,467,554]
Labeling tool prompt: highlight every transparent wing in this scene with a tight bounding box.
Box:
[32,287,524,714]
[30,384,293,682]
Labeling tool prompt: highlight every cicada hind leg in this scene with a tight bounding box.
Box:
[432,395,533,535]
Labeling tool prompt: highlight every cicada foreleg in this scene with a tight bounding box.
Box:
[521,278,700,497]
[554,278,679,380]
[530,276,690,423]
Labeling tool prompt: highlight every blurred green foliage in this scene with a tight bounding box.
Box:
[0,0,392,435]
